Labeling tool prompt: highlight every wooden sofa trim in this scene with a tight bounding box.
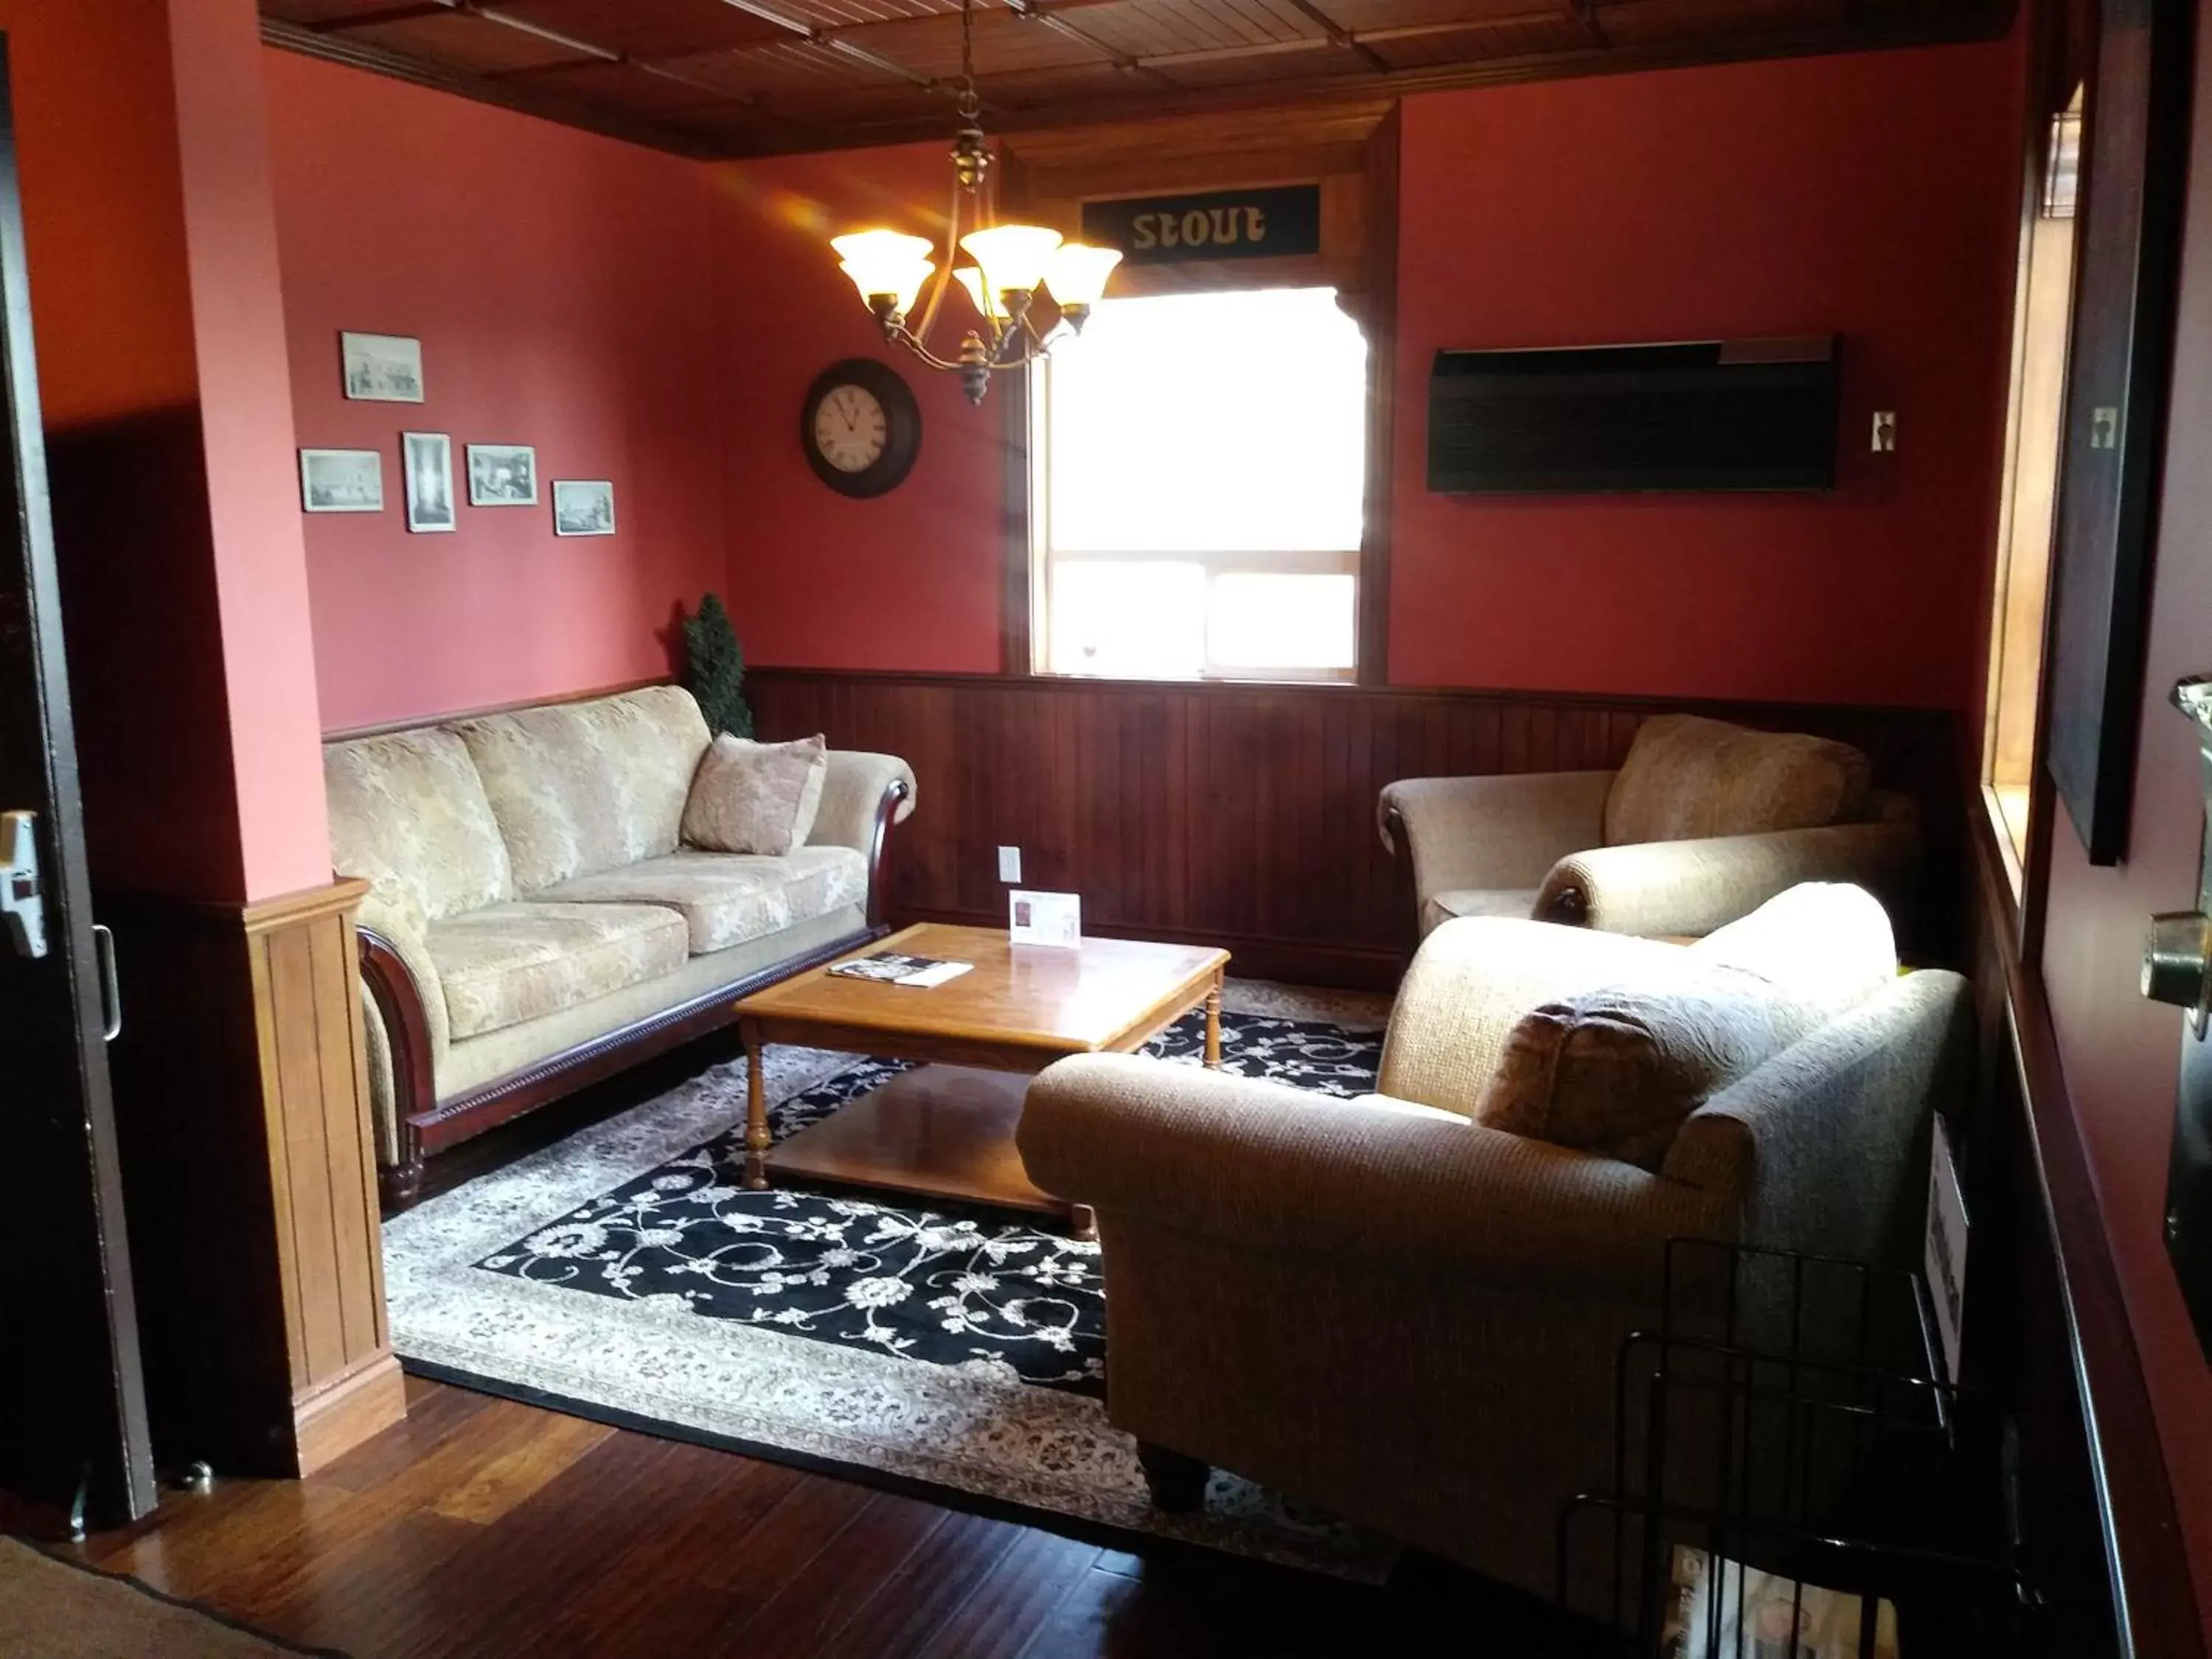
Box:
[362,775,911,1209]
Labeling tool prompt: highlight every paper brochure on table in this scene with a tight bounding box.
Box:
[1009,889,1082,948]
[826,951,973,988]
[1663,1546,1898,1659]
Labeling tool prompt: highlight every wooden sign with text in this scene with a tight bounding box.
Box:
[1080,184,1322,265]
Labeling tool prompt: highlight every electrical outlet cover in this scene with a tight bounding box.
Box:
[997,846,1021,883]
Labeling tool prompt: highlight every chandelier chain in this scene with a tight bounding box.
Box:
[956,0,980,123]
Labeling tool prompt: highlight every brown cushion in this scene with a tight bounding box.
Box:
[1602,714,1871,847]
[681,734,829,857]
[1474,961,1822,1172]
[1472,882,1896,1171]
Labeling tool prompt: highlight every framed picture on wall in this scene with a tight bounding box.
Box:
[2045,0,2193,865]
[402,432,456,534]
[467,443,538,507]
[339,332,423,403]
[299,448,383,513]
[552,479,615,537]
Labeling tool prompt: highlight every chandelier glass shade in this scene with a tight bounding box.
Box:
[828,0,1120,404]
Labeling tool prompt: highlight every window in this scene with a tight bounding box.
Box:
[1982,89,2084,882]
[1031,286,1367,681]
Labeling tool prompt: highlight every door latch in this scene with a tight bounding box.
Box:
[1,809,45,959]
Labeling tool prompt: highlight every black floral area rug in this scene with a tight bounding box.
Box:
[471,1009,1380,1394]
[383,984,1396,1578]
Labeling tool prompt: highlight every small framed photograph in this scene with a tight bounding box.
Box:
[299,448,384,513]
[552,479,615,537]
[467,443,537,507]
[1009,889,1082,949]
[401,432,456,533]
[339,331,423,403]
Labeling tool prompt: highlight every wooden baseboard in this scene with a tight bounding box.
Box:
[293,1353,406,1477]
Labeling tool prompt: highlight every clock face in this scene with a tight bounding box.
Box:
[813,383,888,473]
[800,359,920,498]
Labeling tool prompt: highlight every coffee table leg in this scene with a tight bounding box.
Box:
[742,1020,771,1191]
[1071,1203,1098,1242]
[1204,977,1222,1069]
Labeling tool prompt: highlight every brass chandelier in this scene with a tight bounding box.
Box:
[830,0,1121,405]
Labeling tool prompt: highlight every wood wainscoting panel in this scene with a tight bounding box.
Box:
[101,879,402,1479]
[748,669,1964,987]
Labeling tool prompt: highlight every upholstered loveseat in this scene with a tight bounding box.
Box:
[325,685,914,1206]
[1380,712,1920,941]
[1019,886,1966,1596]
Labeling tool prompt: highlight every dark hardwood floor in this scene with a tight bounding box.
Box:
[5,1372,1604,1657]
[0,1017,1614,1655]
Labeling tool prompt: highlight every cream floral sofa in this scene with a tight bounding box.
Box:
[324,685,914,1206]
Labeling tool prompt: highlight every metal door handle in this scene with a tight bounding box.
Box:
[92,922,120,1042]
[2146,911,2211,1032]
[1,809,46,959]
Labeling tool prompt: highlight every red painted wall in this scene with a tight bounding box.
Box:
[713,41,2024,709]
[170,0,330,898]
[2036,12,2212,1634]
[264,50,728,731]
[709,146,1009,674]
[8,0,330,902]
[1393,44,2023,707]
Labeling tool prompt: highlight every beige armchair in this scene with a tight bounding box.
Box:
[1018,903,1968,1597]
[1379,713,1920,939]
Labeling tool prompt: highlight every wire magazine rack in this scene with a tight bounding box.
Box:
[1558,1239,2035,1658]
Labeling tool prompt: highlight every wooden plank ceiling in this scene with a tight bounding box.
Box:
[261,0,2016,159]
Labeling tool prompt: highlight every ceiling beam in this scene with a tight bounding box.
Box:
[1568,0,1610,49]
[260,13,720,154]
[999,1,1184,94]
[1279,0,1394,74]
[709,0,952,93]
[301,1,459,32]
[263,0,2017,163]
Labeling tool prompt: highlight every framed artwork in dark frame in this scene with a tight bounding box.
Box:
[2044,0,2194,866]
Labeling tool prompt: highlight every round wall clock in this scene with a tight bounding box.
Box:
[801,358,922,498]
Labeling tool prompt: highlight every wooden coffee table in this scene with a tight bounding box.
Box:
[734,922,1228,1226]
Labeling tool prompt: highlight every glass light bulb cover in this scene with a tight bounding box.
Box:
[1043,242,1121,308]
[952,265,1008,321]
[832,229,935,301]
[958,223,1063,296]
[841,257,933,316]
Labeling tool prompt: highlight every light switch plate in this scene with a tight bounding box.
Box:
[1871,411,1897,453]
[997,845,1021,883]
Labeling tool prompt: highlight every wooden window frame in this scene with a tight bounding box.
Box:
[998,103,1399,686]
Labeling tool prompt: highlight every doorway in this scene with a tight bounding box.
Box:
[0,32,156,1530]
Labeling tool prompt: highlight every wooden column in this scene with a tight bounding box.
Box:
[103,877,403,1478]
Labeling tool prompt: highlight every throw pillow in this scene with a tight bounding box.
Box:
[1602,714,1872,846]
[1474,959,1824,1172]
[681,733,828,856]
[1689,880,1897,1018]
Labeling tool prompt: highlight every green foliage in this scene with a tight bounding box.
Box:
[684,592,754,739]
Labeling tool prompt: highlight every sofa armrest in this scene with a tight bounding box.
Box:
[358,925,439,1204]
[1378,772,1613,910]
[1534,820,1922,939]
[811,751,917,931]
[1018,1053,1729,1299]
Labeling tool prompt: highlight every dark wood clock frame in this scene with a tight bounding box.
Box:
[801,357,922,498]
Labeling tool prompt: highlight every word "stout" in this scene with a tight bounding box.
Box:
[1129,205,1269,251]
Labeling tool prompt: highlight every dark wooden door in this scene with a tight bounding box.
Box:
[0,35,156,1526]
